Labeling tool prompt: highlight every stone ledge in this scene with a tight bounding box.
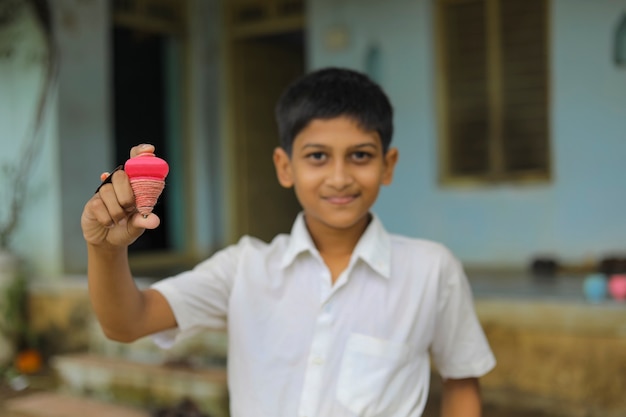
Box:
[51,354,229,417]
[476,298,626,416]
[476,298,626,336]
[4,392,150,417]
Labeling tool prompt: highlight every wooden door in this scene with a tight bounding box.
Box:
[230,33,305,242]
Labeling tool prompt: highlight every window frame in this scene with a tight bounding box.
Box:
[435,0,552,186]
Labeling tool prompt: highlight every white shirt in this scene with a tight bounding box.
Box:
[152,213,495,417]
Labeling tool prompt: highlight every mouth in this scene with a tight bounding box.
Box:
[323,194,359,205]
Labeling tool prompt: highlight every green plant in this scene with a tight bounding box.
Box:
[0,266,35,351]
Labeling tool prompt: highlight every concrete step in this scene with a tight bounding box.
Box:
[28,279,228,368]
[4,392,150,417]
[51,353,229,417]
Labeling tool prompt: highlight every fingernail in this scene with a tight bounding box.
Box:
[139,144,151,149]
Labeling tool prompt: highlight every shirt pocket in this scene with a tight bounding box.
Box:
[336,333,423,416]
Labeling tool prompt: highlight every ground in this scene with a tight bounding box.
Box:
[1,370,556,417]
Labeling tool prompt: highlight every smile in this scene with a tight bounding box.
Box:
[324,194,358,205]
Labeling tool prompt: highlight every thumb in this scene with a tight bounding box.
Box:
[129,212,161,234]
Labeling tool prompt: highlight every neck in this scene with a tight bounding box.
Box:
[305,213,371,258]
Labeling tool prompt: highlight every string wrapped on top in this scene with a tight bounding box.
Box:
[124,153,169,216]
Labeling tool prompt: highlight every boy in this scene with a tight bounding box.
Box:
[82,68,495,417]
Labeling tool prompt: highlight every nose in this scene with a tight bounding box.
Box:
[327,160,353,189]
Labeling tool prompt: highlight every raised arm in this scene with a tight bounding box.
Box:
[81,144,176,342]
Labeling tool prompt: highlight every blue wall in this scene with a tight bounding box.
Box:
[56,0,114,273]
[0,4,62,277]
[308,0,626,267]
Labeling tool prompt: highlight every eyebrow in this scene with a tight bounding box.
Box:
[300,142,379,151]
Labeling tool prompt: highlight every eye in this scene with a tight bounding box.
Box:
[306,152,327,163]
[351,151,373,163]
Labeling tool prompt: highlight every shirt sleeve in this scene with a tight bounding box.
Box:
[429,250,496,379]
[150,238,244,348]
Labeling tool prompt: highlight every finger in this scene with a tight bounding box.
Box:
[95,165,123,194]
[130,212,160,231]
[97,169,136,225]
[110,170,136,213]
[130,143,155,158]
[97,186,125,224]
[85,197,115,228]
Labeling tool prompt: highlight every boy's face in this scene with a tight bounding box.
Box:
[273,116,398,235]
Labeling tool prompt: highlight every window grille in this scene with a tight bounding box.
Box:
[437,0,550,183]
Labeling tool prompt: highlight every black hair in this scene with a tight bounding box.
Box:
[275,67,394,155]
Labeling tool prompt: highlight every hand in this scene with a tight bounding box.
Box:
[81,144,161,249]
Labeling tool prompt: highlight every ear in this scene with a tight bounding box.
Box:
[381,147,399,185]
[273,147,294,188]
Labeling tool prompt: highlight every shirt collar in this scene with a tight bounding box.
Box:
[280,212,318,269]
[280,212,391,279]
[351,213,391,279]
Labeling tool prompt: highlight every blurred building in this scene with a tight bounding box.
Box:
[1,0,626,415]
[2,0,626,279]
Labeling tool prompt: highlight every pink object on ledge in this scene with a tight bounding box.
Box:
[608,274,626,301]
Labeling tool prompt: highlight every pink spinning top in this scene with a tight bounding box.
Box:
[124,153,169,215]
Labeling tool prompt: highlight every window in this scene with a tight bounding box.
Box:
[436,0,550,183]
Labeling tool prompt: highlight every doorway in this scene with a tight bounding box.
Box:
[228,29,306,242]
[110,1,189,266]
[112,27,172,252]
